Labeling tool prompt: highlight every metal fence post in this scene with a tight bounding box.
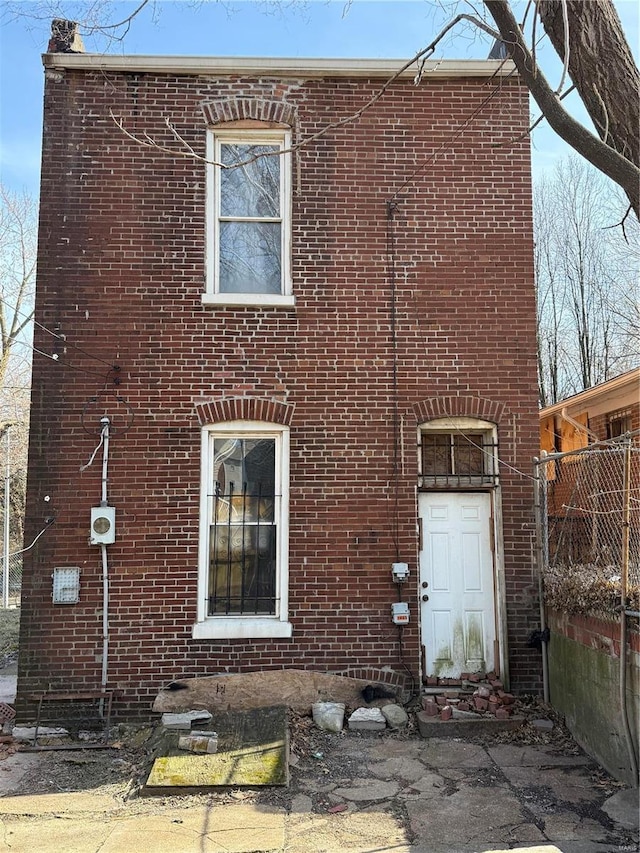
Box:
[533,455,550,703]
[619,437,638,781]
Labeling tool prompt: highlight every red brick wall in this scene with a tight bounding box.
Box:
[589,408,640,443]
[549,610,640,657]
[18,66,539,718]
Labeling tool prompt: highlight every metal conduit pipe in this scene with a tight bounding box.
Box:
[99,418,111,695]
[101,544,109,693]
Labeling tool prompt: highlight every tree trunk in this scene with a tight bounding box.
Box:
[537,0,639,170]
[485,0,640,217]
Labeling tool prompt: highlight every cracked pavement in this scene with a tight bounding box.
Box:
[0,729,637,852]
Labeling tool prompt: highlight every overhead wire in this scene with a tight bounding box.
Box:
[28,342,114,382]
[385,61,538,484]
[3,298,120,371]
[391,69,516,203]
[9,518,54,558]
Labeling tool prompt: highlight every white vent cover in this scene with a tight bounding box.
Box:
[52,566,80,604]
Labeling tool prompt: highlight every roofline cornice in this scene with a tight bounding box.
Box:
[42,53,516,79]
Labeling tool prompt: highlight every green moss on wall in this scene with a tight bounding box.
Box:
[549,631,639,785]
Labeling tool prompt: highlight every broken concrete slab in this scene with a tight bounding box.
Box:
[160,709,212,730]
[153,669,398,714]
[177,731,218,754]
[145,744,287,791]
[500,763,602,806]
[286,805,409,853]
[400,773,450,800]
[601,787,640,831]
[406,783,546,848]
[145,706,288,792]
[486,744,593,767]
[398,772,447,800]
[333,779,400,801]
[381,704,408,729]
[476,847,563,853]
[0,661,17,704]
[0,791,122,815]
[0,752,41,797]
[532,718,554,731]
[542,812,610,843]
[419,740,490,769]
[416,711,523,738]
[367,756,427,782]
[12,726,68,742]
[348,707,386,731]
[0,802,286,853]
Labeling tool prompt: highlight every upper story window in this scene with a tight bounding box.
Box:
[418,418,498,488]
[205,127,293,308]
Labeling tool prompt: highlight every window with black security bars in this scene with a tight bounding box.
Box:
[208,438,278,615]
[419,432,498,488]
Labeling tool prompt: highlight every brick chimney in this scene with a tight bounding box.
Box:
[48,19,85,53]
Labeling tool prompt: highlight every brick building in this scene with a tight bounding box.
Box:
[540,367,640,455]
[17,46,540,717]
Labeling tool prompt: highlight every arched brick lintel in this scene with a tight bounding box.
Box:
[412,395,507,425]
[194,396,294,427]
[201,98,297,127]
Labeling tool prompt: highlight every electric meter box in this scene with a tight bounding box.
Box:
[391,601,410,625]
[90,506,116,545]
[391,562,410,582]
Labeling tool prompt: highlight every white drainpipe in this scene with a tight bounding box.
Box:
[99,417,110,694]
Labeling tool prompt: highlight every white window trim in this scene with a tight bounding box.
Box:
[193,420,292,640]
[204,128,294,308]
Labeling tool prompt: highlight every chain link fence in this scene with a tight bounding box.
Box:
[0,552,22,608]
[535,436,640,615]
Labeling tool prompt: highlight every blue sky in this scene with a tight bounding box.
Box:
[0,0,638,197]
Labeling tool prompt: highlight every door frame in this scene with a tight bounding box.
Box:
[415,417,510,688]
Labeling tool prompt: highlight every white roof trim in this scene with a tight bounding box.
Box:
[539,367,640,418]
[42,54,515,79]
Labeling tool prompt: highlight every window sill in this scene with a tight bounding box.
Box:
[192,618,293,640]
[202,293,295,309]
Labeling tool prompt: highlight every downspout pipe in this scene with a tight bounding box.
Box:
[99,417,110,696]
[560,408,599,443]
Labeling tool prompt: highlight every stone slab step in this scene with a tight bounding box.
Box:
[416,711,524,739]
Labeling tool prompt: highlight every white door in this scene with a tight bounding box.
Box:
[419,492,496,679]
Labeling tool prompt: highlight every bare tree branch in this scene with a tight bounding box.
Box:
[485,0,640,217]
[0,185,37,389]
[112,32,507,168]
